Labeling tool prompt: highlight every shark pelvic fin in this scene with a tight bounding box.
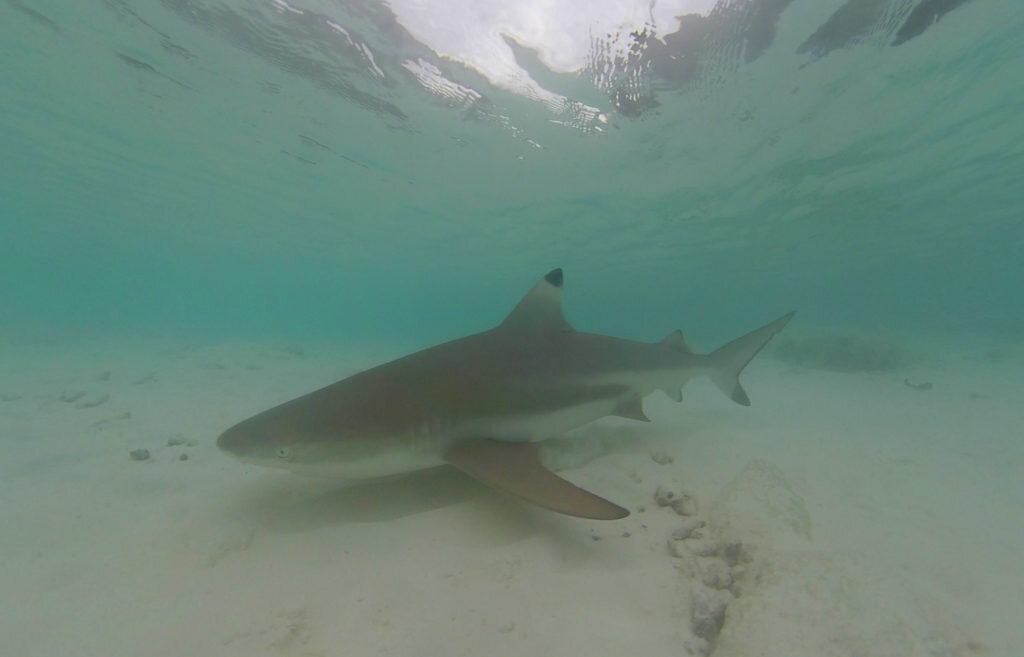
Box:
[661,387,683,403]
[499,268,574,335]
[444,439,629,520]
[612,394,650,422]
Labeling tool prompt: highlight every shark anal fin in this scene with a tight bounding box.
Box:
[444,439,629,520]
[612,394,650,422]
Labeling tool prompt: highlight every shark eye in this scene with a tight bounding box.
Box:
[275,447,292,460]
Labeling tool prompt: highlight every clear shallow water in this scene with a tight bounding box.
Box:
[2,0,1021,344]
[1,2,1023,655]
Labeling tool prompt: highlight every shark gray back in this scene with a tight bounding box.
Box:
[218,268,793,520]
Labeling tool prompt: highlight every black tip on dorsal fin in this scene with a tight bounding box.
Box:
[499,268,573,334]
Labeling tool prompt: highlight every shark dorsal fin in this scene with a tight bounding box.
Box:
[499,268,574,334]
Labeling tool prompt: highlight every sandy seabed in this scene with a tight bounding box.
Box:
[1,334,1020,657]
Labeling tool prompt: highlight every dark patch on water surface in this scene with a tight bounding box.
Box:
[295,135,371,169]
[740,0,796,62]
[299,135,333,152]
[797,0,894,57]
[583,0,979,114]
[280,149,317,166]
[8,0,61,33]
[798,0,975,57]
[893,0,974,46]
[586,0,795,115]
[101,0,982,124]
[158,0,411,121]
[101,1,197,61]
[115,52,192,90]
[160,38,196,60]
[336,152,370,169]
[101,0,173,40]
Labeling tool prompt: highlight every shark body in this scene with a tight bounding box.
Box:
[218,269,792,519]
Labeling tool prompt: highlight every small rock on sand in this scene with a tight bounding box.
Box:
[690,588,731,643]
[698,558,733,591]
[650,450,674,465]
[667,538,689,559]
[60,390,86,403]
[654,485,676,506]
[654,485,698,516]
[167,434,187,446]
[903,378,933,391]
[129,449,150,461]
[672,518,706,541]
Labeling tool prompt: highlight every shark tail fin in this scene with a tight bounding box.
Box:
[706,312,794,406]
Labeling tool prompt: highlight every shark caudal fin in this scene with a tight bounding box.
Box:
[706,312,794,406]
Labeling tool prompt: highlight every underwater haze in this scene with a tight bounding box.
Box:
[2,0,1020,343]
[2,1,1023,656]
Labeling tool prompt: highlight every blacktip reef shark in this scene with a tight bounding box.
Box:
[218,269,793,520]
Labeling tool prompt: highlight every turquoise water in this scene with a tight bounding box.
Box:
[2,1,1023,655]
[3,0,1020,345]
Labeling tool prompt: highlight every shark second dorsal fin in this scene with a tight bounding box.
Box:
[660,329,694,354]
[499,268,574,334]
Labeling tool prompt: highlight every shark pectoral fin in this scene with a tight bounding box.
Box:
[444,439,630,520]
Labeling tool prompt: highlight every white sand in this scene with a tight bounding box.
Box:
[1,334,1020,656]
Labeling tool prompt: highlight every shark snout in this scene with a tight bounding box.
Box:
[216,423,248,457]
[216,417,293,465]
